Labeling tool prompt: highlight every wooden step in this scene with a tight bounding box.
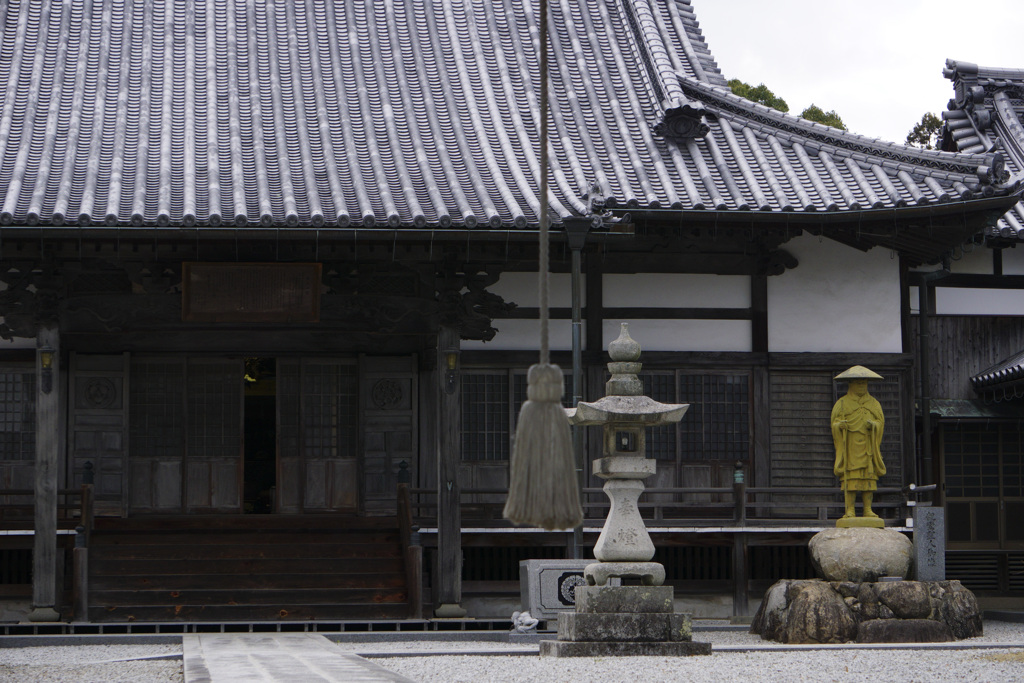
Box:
[89,602,411,622]
[90,542,403,561]
[93,515,400,532]
[90,557,405,576]
[89,588,408,607]
[85,514,411,622]
[90,531,400,546]
[91,572,406,592]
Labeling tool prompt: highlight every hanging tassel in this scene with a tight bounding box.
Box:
[502,0,582,530]
[503,363,582,530]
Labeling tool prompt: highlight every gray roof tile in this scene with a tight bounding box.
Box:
[944,59,1024,240]
[0,0,1015,230]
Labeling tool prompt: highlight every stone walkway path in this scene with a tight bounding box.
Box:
[182,633,415,683]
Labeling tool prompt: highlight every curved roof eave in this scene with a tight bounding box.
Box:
[943,59,1024,241]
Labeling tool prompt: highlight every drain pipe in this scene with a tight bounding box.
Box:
[915,263,950,487]
[565,218,591,560]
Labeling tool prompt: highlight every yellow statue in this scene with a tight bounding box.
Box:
[831,366,885,527]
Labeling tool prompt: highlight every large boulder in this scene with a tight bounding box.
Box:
[751,580,857,644]
[933,580,983,639]
[875,580,932,619]
[809,527,912,582]
[753,579,983,644]
[749,580,791,641]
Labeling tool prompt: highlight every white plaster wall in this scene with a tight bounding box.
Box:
[603,274,750,308]
[931,288,1024,316]
[1004,247,1024,275]
[485,272,578,308]
[461,319,578,351]
[602,319,751,352]
[767,235,902,353]
[909,247,1024,315]
[0,334,35,350]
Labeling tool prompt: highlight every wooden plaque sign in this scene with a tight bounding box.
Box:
[182,263,322,323]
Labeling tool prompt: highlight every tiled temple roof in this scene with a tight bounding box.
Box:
[0,0,1016,232]
[943,60,1024,240]
[972,349,1024,402]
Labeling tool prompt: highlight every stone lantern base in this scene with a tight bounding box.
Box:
[539,584,711,657]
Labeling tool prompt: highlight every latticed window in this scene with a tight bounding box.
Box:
[642,371,750,463]
[186,361,243,462]
[642,373,676,460]
[462,373,511,462]
[129,360,184,461]
[680,374,750,461]
[301,362,358,459]
[0,370,34,461]
[944,423,1024,548]
[461,370,571,462]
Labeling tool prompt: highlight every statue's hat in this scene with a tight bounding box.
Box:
[834,365,884,381]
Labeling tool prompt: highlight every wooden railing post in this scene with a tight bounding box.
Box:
[434,326,465,617]
[73,526,88,622]
[733,462,749,618]
[733,462,747,526]
[397,482,423,620]
[29,326,61,623]
[81,462,94,548]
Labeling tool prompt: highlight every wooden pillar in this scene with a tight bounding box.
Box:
[434,325,466,617]
[751,272,768,354]
[29,326,61,622]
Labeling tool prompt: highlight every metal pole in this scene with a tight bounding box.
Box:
[918,280,933,487]
[571,245,583,559]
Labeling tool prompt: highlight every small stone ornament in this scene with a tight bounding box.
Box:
[511,610,539,633]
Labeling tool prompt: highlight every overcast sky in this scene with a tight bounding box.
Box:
[694,0,1024,144]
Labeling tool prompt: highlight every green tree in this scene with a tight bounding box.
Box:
[905,112,942,150]
[799,104,847,130]
[727,79,789,113]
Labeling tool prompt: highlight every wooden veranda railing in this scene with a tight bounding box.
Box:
[0,467,94,621]
[407,484,932,528]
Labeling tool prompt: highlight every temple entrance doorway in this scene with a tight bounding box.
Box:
[243,358,277,514]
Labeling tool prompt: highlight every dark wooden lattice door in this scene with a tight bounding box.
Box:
[128,357,243,514]
[0,365,37,513]
[69,354,130,515]
[361,356,417,515]
[129,358,185,512]
[277,358,359,513]
[184,359,243,512]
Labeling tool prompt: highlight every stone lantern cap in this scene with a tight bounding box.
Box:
[566,395,688,426]
[565,323,688,427]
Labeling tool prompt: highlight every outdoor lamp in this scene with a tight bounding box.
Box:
[444,347,460,394]
[39,345,54,394]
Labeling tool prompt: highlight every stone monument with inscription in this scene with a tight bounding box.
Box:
[539,324,710,657]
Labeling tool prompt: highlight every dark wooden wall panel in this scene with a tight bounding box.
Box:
[70,353,129,515]
[910,316,1024,400]
[769,372,835,489]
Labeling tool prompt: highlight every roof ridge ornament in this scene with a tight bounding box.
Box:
[652,100,710,139]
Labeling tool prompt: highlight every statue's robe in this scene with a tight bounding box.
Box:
[831,392,885,491]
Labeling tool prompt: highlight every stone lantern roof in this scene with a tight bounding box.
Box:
[566,323,688,427]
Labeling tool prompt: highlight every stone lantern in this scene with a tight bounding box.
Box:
[566,322,688,586]
[541,323,710,657]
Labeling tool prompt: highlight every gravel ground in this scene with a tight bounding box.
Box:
[370,621,1024,683]
[377,648,1024,683]
[0,621,1021,682]
[0,644,183,683]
